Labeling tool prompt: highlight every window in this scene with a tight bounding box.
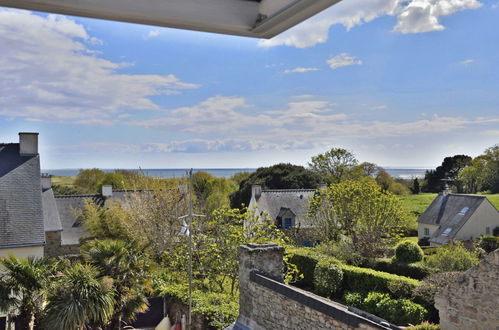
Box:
[284,218,293,229]
[458,207,469,215]
[486,227,490,235]
[424,228,430,236]
[442,227,452,236]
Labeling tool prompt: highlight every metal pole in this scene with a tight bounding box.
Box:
[187,169,193,329]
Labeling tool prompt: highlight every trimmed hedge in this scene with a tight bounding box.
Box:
[287,248,420,298]
[159,283,238,329]
[313,259,343,298]
[369,259,432,280]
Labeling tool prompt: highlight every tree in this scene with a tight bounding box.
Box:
[308,148,358,184]
[73,168,106,193]
[308,178,410,258]
[230,163,322,208]
[422,155,472,193]
[410,178,420,194]
[81,239,154,330]
[43,263,115,330]
[0,256,52,330]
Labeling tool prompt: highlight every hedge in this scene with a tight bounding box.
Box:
[369,259,432,280]
[159,283,238,329]
[287,247,420,298]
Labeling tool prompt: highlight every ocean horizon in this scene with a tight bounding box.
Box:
[43,167,429,179]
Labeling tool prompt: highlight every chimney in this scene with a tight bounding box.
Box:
[102,185,113,197]
[316,183,327,190]
[41,173,52,191]
[19,132,39,156]
[251,185,262,200]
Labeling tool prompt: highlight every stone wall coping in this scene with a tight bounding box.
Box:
[250,271,395,330]
[239,242,284,253]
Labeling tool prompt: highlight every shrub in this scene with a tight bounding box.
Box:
[286,248,324,288]
[407,322,440,329]
[343,291,364,308]
[362,292,427,325]
[341,264,419,297]
[387,279,414,299]
[424,242,479,272]
[395,240,424,263]
[313,260,343,298]
[479,235,499,253]
[369,259,432,280]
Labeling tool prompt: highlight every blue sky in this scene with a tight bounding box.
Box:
[0,0,498,169]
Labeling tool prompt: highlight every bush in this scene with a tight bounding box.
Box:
[286,248,323,288]
[343,291,364,308]
[362,292,427,325]
[479,235,499,253]
[313,260,343,298]
[369,259,432,280]
[341,264,419,297]
[395,240,424,263]
[407,322,440,329]
[424,242,479,272]
[387,279,414,299]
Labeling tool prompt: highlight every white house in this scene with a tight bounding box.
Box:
[417,192,499,246]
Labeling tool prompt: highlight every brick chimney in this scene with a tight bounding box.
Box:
[19,132,39,156]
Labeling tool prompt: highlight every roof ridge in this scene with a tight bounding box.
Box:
[54,194,102,198]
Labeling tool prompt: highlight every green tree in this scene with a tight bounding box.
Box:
[308,148,358,184]
[73,168,106,193]
[308,178,410,258]
[81,239,154,329]
[422,155,472,193]
[0,256,52,330]
[43,263,115,330]
[230,163,322,208]
[410,178,421,194]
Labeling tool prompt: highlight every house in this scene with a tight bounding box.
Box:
[0,133,45,259]
[248,185,323,229]
[417,192,499,246]
[44,181,151,257]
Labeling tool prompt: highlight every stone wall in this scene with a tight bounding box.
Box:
[435,249,499,330]
[234,243,389,330]
[44,231,79,257]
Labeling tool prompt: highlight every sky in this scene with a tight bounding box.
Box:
[0,0,498,170]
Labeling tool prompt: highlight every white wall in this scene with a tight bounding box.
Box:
[418,223,439,239]
[456,201,499,241]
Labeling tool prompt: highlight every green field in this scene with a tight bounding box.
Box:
[51,176,75,186]
[399,193,499,223]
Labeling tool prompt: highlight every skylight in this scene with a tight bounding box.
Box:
[442,227,453,236]
[458,207,469,215]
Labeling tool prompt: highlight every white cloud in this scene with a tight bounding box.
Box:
[283,67,319,74]
[327,53,363,69]
[493,2,499,9]
[0,9,199,124]
[258,0,482,48]
[459,59,475,66]
[293,94,316,99]
[371,105,388,110]
[147,30,161,38]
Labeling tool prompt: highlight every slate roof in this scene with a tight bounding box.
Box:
[0,143,45,248]
[42,188,62,232]
[253,189,315,226]
[417,194,487,244]
[55,195,105,246]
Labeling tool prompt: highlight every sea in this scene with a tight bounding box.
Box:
[43,168,429,179]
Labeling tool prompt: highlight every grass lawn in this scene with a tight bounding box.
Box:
[51,176,76,186]
[399,193,437,222]
[478,193,499,210]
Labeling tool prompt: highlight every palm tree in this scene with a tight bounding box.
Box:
[81,239,154,330]
[43,263,115,330]
[0,255,52,330]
